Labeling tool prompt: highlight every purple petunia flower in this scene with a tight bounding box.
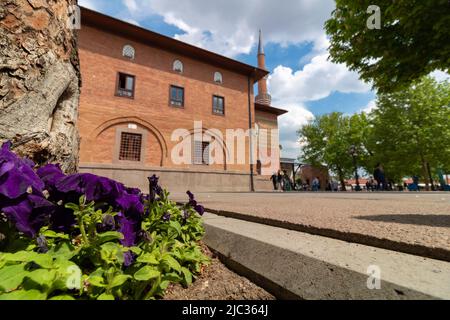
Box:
[123,251,134,267]
[97,214,116,233]
[36,164,66,192]
[37,235,48,253]
[162,212,171,222]
[0,142,44,200]
[148,175,163,203]
[186,191,205,216]
[118,214,137,248]
[116,193,144,222]
[1,194,54,237]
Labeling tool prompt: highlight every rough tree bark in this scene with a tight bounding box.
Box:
[0,0,80,173]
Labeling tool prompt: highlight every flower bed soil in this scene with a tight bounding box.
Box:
[164,246,275,300]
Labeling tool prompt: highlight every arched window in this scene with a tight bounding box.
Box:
[214,72,223,84]
[173,60,183,73]
[122,45,136,59]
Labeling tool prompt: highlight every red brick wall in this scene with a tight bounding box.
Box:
[78,25,257,173]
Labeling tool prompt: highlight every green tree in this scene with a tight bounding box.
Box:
[298,112,368,190]
[325,0,450,93]
[367,77,450,188]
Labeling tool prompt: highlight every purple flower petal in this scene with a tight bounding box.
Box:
[118,215,136,247]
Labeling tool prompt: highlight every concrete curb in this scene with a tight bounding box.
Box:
[203,207,450,263]
[203,213,450,300]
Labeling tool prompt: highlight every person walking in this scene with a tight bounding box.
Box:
[312,177,320,192]
[277,170,283,192]
[374,164,386,191]
[270,172,278,191]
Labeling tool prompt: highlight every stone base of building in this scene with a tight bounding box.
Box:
[80,164,255,193]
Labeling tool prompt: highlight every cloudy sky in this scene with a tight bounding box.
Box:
[78,0,381,158]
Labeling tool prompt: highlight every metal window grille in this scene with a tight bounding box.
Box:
[119,132,142,161]
[193,141,210,165]
[123,45,136,59]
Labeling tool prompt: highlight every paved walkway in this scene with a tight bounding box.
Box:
[173,192,450,261]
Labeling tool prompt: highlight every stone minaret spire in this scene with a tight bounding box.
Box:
[256,29,272,106]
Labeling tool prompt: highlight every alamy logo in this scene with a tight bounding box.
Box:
[66,265,82,290]
[367,5,381,30]
[67,5,81,30]
[367,265,382,290]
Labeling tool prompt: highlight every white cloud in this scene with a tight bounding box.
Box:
[123,18,141,26]
[360,100,377,114]
[121,0,335,57]
[269,54,371,103]
[117,0,372,158]
[79,0,98,10]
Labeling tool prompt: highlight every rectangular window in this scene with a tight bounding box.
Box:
[117,73,135,98]
[170,85,184,107]
[193,141,210,165]
[119,132,142,161]
[213,95,225,115]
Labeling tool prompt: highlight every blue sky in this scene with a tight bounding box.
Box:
[79,0,377,158]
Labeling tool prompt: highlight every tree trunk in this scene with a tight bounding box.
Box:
[419,153,431,191]
[337,167,346,191]
[0,0,80,173]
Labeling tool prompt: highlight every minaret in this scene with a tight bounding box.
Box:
[256,30,272,106]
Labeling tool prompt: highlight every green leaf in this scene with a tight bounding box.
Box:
[109,274,131,288]
[100,242,124,265]
[161,254,182,273]
[26,269,57,288]
[49,295,76,300]
[0,289,47,300]
[0,264,27,292]
[96,232,124,244]
[181,267,193,286]
[65,203,80,212]
[41,230,69,240]
[129,247,142,255]
[134,267,160,281]
[136,253,159,265]
[97,293,115,300]
[162,272,182,283]
[169,221,182,235]
[88,276,107,288]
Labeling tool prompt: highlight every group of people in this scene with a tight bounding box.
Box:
[270,170,294,192]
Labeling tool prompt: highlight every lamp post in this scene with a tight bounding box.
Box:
[349,145,362,192]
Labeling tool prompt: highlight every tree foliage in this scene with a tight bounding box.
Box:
[325,0,450,93]
[298,112,369,188]
[366,77,450,183]
[298,78,450,186]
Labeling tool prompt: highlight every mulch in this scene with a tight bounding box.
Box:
[163,245,275,300]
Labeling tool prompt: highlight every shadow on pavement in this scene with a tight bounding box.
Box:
[354,214,450,228]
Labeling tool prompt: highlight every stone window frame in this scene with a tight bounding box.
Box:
[173,60,184,73]
[214,71,223,84]
[113,127,148,165]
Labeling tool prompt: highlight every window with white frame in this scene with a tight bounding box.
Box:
[214,72,223,84]
[173,60,183,73]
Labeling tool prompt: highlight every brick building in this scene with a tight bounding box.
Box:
[78,7,287,192]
